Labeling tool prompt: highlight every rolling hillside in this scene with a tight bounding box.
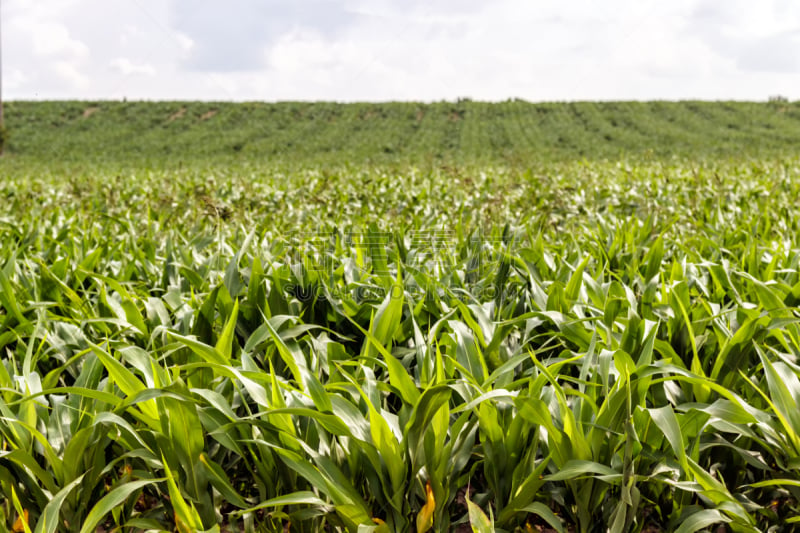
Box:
[3,99,799,163]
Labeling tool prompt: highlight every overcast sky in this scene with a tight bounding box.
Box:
[4,0,800,101]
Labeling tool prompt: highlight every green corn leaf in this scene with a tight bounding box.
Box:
[78,479,162,533]
[214,298,239,361]
[33,475,85,533]
[649,405,688,473]
[518,503,564,533]
[10,486,32,533]
[162,457,205,533]
[235,491,330,515]
[198,453,249,509]
[675,509,731,533]
[546,460,619,482]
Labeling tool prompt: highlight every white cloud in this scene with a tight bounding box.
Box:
[29,21,90,58]
[174,32,195,52]
[3,0,800,100]
[110,58,157,76]
[6,69,30,90]
[53,60,90,89]
[736,31,800,73]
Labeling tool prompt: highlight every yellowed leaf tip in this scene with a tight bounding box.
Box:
[416,480,436,533]
[12,509,29,533]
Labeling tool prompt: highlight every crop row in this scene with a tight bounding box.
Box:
[4,100,800,163]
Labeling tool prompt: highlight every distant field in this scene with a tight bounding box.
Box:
[3,99,800,163]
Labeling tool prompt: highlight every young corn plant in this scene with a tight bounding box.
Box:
[3,158,800,532]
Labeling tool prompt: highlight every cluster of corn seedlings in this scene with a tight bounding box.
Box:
[2,158,800,532]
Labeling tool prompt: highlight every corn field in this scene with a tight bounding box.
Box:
[2,158,800,532]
